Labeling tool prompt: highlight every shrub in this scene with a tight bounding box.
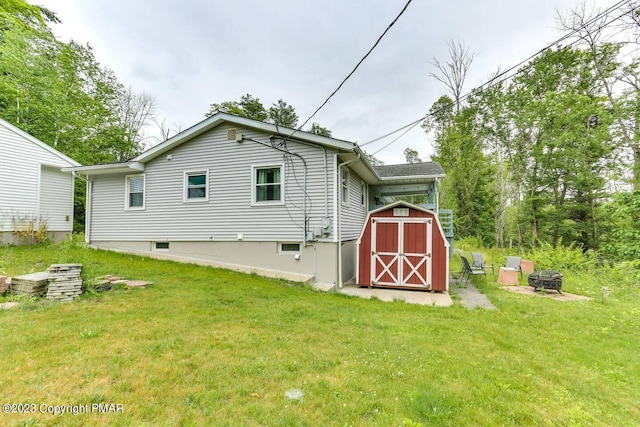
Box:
[522,239,597,271]
[11,214,48,245]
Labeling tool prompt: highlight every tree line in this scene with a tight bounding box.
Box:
[419,2,640,261]
[3,1,639,262]
[0,2,334,231]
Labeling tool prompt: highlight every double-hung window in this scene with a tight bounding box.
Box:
[253,165,283,204]
[126,174,145,210]
[184,171,209,202]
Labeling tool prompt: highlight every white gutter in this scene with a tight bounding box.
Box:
[63,162,144,175]
[337,154,361,288]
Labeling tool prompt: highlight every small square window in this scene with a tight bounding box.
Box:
[184,171,208,201]
[393,208,409,217]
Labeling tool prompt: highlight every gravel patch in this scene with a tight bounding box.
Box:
[501,285,592,301]
[450,279,496,310]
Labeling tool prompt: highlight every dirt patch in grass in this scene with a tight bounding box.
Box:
[501,285,592,301]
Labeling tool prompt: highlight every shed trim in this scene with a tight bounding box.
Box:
[357,200,449,249]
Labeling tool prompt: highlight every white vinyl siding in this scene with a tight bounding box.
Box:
[0,120,76,232]
[39,166,73,232]
[125,175,145,210]
[184,170,209,202]
[89,124,337,242]
[339,167,368,241]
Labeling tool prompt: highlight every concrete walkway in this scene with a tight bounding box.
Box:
[336,284,453,306]
[320,278,496,309]
[449,279,496,310]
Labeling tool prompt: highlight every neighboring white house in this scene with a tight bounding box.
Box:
[0,118,81,244]
[67,113,445,286]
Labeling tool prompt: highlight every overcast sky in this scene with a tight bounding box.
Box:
[36,0,613,164]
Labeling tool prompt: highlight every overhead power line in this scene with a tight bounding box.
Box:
[283,0,413,143]
[360,0,633,152]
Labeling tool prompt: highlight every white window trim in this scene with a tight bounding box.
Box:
[341,169,350,206]
[251,163,285,206]
[183,170,209,202]
[125,174,145,211]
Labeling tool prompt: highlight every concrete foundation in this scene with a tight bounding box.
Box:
[89,240,344,285]
[1,231,71,246]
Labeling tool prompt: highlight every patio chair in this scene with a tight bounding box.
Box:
[459,254,486,284]
[505,256,522,276]
[471,252,494,275]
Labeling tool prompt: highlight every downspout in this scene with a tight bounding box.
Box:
[435,177,439,215]
[83,175,92,244]
[249,137,308,246]
[337,154,361,288]
[72,171,91,244]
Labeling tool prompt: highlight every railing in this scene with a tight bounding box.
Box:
[438,209,454,258]
[438,209,454,238]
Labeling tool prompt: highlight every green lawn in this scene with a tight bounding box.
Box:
[1,242,639,426]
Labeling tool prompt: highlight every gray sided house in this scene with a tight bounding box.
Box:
[68,113,446,286]
[0,118,80,245]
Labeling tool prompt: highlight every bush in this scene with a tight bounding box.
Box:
[11,214,48,245]
[522,239,597,271]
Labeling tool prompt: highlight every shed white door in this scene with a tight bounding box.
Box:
[370,218,433,288]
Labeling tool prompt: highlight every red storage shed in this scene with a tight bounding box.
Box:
[356,201,449,292]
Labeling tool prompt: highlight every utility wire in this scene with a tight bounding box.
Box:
[360,116,425,147]
[371,120,422,155]
[360,0,633,151]
[282,0,413,144]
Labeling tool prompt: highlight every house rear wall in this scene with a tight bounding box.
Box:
[89,124,338,243]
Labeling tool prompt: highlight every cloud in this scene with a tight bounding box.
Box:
[38,0,593,163]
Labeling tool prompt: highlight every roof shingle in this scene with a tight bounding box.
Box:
[374,162,444,178]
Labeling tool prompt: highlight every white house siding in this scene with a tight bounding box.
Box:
[39,166,74,232]
[0,121,74,233]
[339,167,368,241]
[334,165,368,283]
[89,124,338,243]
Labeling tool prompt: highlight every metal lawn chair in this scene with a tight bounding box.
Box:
[505,256,522,276]
[459,254,486,284]
[471,252,494,275]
